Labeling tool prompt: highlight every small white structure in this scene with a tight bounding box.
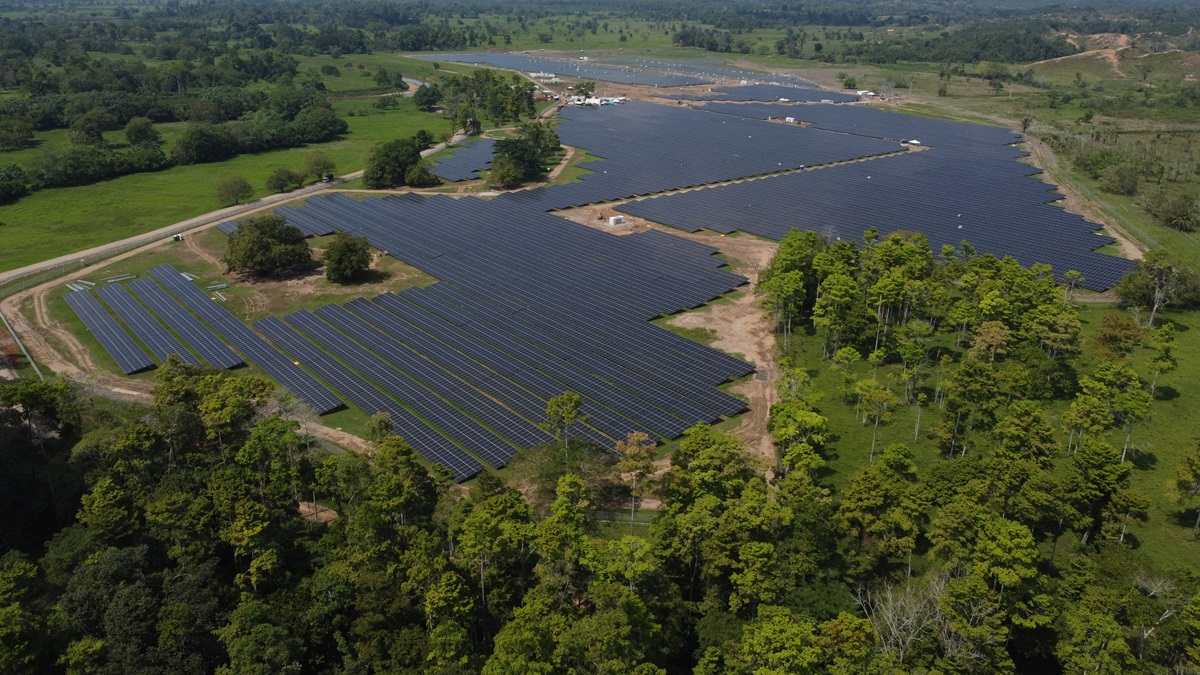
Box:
[905,139,922,145]
[608,215,626,227]
[784,116,797,124]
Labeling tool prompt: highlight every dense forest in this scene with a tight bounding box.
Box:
[3,232,1199,673]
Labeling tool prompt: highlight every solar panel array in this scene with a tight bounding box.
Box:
[664,84,859,103]
[127,278,244,369]
[499,102,900,210]
[614,102,1134,290]
[431,138,496,182]
[420,52,712,87]
[262,191,754,479]
[96,284,200,367]
[149,266,344,414]
[65,290,155,375]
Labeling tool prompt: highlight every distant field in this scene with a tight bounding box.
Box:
[297,53,478,92]
[0,98,450,273]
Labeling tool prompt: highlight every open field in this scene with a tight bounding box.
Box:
[0,98,450,274]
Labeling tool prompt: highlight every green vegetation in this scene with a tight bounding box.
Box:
[223,213,313,279]
[0,98,450,273]
[323,233,372,284]
[488,121,561,188]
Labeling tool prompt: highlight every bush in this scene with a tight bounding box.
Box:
[1140,188,1199,232]
[223,213,312,278]
[265,168,303,193]
[487,154,525,189]
[1099,163,1139,196]
[303,152,336,180]
[413,84,441,111]
[323,233,372,283]
[404,162,440,187]
[124,117,162,148]
[172,124,238,165]
[288,105,348,144]
[216,175,253,206]
[0,164,30,204]
[414,129,434,149]
[0,118,34,151]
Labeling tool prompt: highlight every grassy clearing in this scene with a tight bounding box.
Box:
[784,302,1200,572]
[297,53,479,92]
[0,98,450,273]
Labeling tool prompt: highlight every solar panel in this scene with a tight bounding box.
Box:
[432,138,495,182]
[128,278,244,369]
[256,316,482,481]
[149,266,343,414]
[96,284,200,366]
[64,290,154,375]
[664,84,858,103]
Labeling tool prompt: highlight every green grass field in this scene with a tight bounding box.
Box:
[0,98,450,274]
[783,302,1200,572]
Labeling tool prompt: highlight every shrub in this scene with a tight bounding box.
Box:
[124,117,162,148]
[323,233,372,283]
[487,154,525,189]
[303,152,336,180]
[265,167,303,193]
[215,175,253,206]
[0,164,30,204]
[1099,163,1139,196]
[172,124,238,165]
[1140,188,1199,232]
[404,162,440,187]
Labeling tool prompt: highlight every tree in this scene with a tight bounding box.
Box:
[1094,312,1145,357]
[1116,251,1192,328]
[214,594,303,675]
[223,213,312,278]
[69,110,108,146]
[404,161,440,187]
[760,269,805,348]
[215,175,253,206]
[0,118,34,151]
[1177,441,1200,536]
[1056,595,1136,673]
[0,164,31,205]
[1148,324,1177,397]
[837,444,926,577]
[487,153,525,189]
[969,320,1009,362]
[413,84,442,111]
[124,117,161,148]
[264,167,302,193]
[541,391,586,459]
[854,379,898,460]
[574,81,597,97]
[303,151,335,181]
[615,431,657,523]
[363,137,422,188]
[323,233,371,284]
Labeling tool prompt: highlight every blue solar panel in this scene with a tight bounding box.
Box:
[431,138,495,182]
[664,84,858,103]
[149,266,343,414]
[64,290,154,375]
[421,52,711,87]
[96,284,199,366]
[128,278,244,369]
[256,315,482,481]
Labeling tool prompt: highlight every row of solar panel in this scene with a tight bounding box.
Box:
[431,138,496,182]
[63,268,344,415]
[421,52,712,87]
[664,84,859,104]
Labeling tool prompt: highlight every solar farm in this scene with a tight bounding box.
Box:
[61,56,1136,480]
